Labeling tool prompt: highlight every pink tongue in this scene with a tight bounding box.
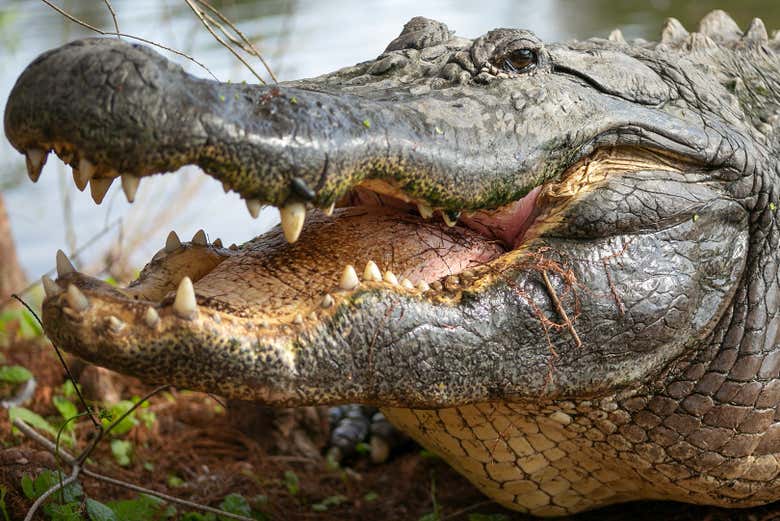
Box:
[193,207,504,316]
[461,186,542,248]
[348,184,543,249]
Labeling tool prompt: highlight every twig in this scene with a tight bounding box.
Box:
[0,378,36,409]
[80,468,255,520]
[182,0,266,84]
[10,294,99,428]
[195,0,277,82]
[541,270,582,348]
[101,385,170,437]
[602,259,625,317]
[23,465,80,521]
[440,499,496,520]
[101,0,120,38]
[13,419,254,521]
[39,0,218,80]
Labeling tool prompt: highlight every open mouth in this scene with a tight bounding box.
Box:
[37,149,543,325]
[33,144,680,334]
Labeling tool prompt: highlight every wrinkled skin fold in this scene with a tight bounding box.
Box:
[5,11,780,517]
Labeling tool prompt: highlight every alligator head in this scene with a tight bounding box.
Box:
[5,11,780,516]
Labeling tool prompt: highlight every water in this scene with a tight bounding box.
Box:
[1,0,779,278]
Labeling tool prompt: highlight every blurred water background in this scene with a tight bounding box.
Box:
[1,0,779,282]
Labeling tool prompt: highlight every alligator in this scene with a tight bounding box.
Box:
[4,10,780,516]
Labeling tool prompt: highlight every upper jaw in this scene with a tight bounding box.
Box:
[5,37,558,229]
[5,36,722,239]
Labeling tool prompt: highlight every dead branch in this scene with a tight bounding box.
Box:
[22,463,80,521]
[40,0,218,80]
[13,418,254,521]
[194,0,277,82]
[541,270,582,349]
[183,0,269,84]
[101,0,120,37]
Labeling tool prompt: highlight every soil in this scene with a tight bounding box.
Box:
[2,340,780,521]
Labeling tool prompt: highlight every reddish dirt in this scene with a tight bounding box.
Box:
[3,340,780,520]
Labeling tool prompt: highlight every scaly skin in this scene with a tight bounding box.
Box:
[5,11,780,516]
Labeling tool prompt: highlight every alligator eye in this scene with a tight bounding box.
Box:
[502,48,536,73]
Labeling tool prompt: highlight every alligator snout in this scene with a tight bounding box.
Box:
[5,37,541,244]
[4,38,351,216]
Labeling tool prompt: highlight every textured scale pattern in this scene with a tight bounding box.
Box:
[375,11,780,516]
[5,8,780,518]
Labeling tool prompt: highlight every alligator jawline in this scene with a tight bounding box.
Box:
[43,145,684,330]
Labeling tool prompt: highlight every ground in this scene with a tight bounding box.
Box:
[2,338,780,520]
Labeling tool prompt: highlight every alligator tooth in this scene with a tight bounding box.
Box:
[173,276,197,319]
[121,174,140,203]
[222,181,230,193]
[76,158,95,188]
[213,238,223,248]
[71,169,84,192]
[246,199,262,219]
[417,280,430,292]
[25,148,47,182]
[442,211,460,228]
[417,203,433,219]
[308,311,318,321]
[260,319,269,328]
[339,265,359,291]
[41,275,62,297]
[324,203,335,216]
[383,271,399,285]
[65,284,88,311]
[192,229,208,246]
[145,306,160,328]
[89,177,114,204]
[401,278,415,290]
[165,231,182,252]
[55,249,76,277]
[107,315,125,333]
[279,202,306,243]
[321,294,334,308]
[72,162,91,192]
[364,261,382,282]
[293,313,303,324]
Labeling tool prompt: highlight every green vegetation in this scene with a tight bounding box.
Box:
[0,307,43,346]
[418,471,440,521]
[0,364,32,383]
[19,470,268,521]
[283,470,299,496]
[311,494,347,512]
